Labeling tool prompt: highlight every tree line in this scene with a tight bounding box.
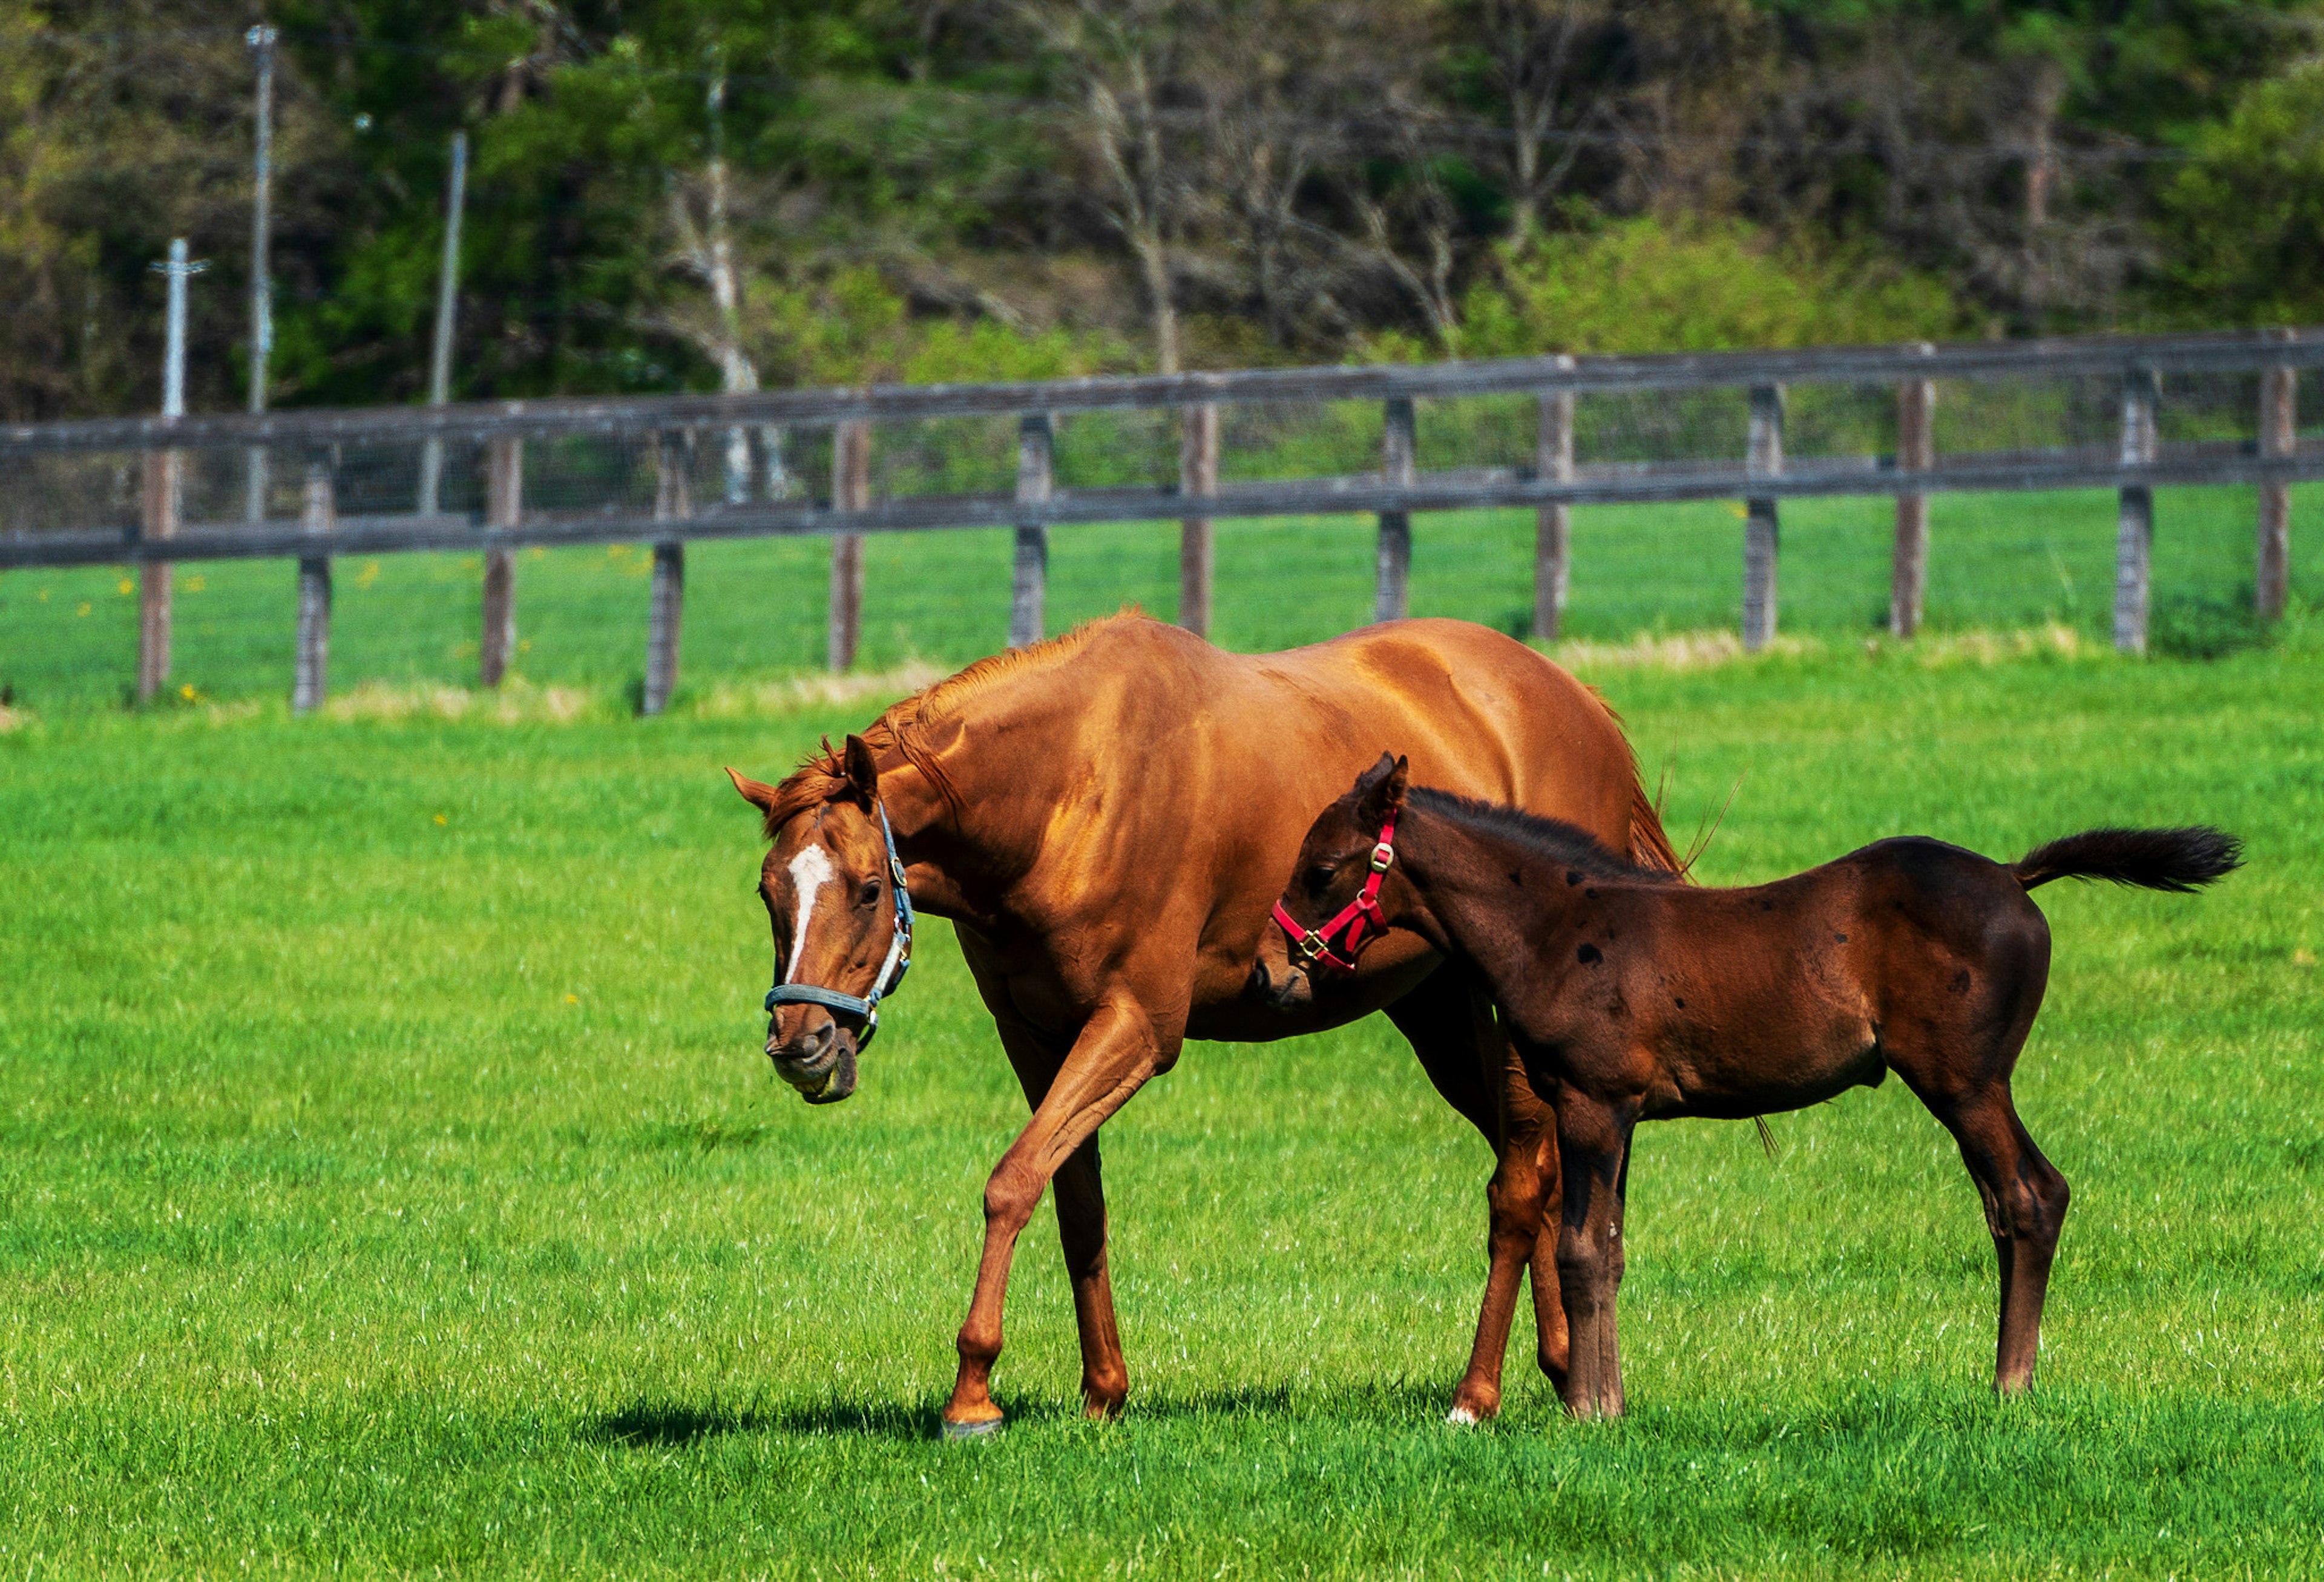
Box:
[4,0,2322,421]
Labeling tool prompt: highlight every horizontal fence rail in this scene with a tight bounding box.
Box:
[7,446,2320,572]
[9,327,2324,455]
[2,326,2313,709]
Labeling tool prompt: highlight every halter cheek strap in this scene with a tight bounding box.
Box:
[1271,810,1399,974]
[764,802,914,1049]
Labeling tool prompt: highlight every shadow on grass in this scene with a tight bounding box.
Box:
[591,1393,934,1446]
[587,1376,1460,1448]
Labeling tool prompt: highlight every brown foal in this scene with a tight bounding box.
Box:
[1267,755,2240,1417]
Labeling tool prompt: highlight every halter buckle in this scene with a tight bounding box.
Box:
[1370,842,1394,872]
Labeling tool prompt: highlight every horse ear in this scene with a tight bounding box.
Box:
[1355,753,1409,824]
[725,766,780,813]
[842,735,879,807]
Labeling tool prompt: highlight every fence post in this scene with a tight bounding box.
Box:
[643,429,691,716]
[828,419,868,672]
[481,435,520,688]
[292,451,333,714]
[137,235,199,704]
[1013,413,1054,649]
[1376,396,1416,623]
[136,450,179,704]
[2257,330,2295,622]
[1180,402,1219,638]
[1890,346,1937,639]
[2114,368,2158,655]
[1742,383,1784,651]
[1533,356,1575,642]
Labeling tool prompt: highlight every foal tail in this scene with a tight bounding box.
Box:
[2012,827,2243,893]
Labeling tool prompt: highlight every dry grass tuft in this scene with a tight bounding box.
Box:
[297,663,949,727]
[685,661,950,720]
[1551,622,2096,674]
[323,678,605,725]
[1551,630,1821,671]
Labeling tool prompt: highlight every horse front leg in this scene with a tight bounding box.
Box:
[1052,1134,1128,1417]
[1552,1089,1635,1419]
[990,1016,1129,1421]
[944,993,1164,1437]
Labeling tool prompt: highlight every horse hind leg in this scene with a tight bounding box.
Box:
[1387,971,1554,1423]
[1932,1083,2071,1394]
[1526,1128,1571,1392]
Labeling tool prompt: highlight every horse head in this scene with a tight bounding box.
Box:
[1252,750,1411,1011]
[727,734,911,1105]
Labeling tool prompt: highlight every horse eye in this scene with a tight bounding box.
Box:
[858,878,882,906]
[1305,863,1337,889]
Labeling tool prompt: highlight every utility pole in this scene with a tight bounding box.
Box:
[417,131,468,517]
[140,239,208,703]
[704,62,757,505]
[245,24,277,524]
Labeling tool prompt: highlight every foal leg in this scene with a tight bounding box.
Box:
[1551,1089,1636,1419]
[991,1015,1129,1420]
[1388,971,1558,1422]
[944,992,1166,1436]
[1931,1082,2070,1394]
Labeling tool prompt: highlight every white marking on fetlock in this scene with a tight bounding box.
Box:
[784,844,833,982]
[1446,1405,1480,1426]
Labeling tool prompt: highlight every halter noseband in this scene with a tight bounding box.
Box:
[764,801,914,1049]
[1270,809,1399,974]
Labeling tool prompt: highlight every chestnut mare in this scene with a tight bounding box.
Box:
[1269,755,2240,1416]
[724,613,1678,1436]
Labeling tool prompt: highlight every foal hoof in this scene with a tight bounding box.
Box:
[940,1414,1005,1442]
[1445,1405,1483,1427]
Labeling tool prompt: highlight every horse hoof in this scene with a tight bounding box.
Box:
[1445,1405,1482,1427]
[940,1415,1005,1442]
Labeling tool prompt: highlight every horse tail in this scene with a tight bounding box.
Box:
[2012,827,2242,893]
[1627,772,1686,876]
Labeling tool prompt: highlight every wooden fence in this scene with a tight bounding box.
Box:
[2,327,2315,710]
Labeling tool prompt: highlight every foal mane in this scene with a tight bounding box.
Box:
[1407,787,1681,885]
[753,611,1145,839]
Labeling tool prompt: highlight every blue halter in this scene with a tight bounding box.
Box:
[764,801,914,1050]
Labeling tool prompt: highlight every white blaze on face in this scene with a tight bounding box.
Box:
[783,843,835,984]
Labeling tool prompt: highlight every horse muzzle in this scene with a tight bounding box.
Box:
[768,1016,860,1104]
[1248,954,1315,1013]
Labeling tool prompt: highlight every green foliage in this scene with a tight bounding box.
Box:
[2160,57,2324,327]
[1434,215,1965,358]
[743,266,1124,389]
[0,653,2319,1574]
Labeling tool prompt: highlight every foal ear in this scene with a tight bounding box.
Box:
[725,766,780,813]
[1354,753,1410,823]
[842,734,880,807]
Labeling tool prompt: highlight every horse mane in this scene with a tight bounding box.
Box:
[754,609,1149,839]
[1407,787,1681,885]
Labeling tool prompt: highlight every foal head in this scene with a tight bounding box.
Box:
[1254,752,1414,1011]
[727,735,907,1105]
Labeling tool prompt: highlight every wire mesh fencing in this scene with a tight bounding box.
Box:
[2,330,2319,715]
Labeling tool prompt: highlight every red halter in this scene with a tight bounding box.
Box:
[1271,810,1399,974]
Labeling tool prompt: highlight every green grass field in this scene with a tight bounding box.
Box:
[4,484,2318,711]
[1,636,2319,1577]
